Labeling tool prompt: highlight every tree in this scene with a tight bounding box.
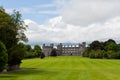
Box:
[0,9,17,50]
[0,8,28,69]
[0,41,8,72]
[104,39,116,45]
[25,44,32,52]
[89,50,104,59]
[50,49,57,57]
[89,41,102,50]
[105,42,120,52]
[33,45,42,57]
[11,10,28,42]
[82,47,91,57]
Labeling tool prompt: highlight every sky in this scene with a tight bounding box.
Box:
[1,0,120,45]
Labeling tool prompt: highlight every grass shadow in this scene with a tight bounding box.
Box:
[0,75,17,78]
[10,68,58,76]
[0,68,58,79]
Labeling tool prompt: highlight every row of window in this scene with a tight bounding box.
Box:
[62,51,79,53]
[62,48,80,51]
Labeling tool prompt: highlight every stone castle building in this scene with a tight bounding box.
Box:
[42,42,86,56]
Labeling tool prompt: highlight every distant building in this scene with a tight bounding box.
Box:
[42,42,86,56]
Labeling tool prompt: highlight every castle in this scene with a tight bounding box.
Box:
[42,42,86,56]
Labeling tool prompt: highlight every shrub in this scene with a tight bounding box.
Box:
[110,51,120,59]
[0,41,8,72]
[8,44,25,67]
[82,47,90,57]
[89,50,104,59]
[50,49,57,57]
[40,52,45,59]
[103,51,109,59]
[33,45,42,57]
[89,51,96,58]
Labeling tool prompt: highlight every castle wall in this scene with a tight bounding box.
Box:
[42,44,53,56]
[42,42,86,56]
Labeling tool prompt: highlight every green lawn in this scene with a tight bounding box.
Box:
[0,56,120,80]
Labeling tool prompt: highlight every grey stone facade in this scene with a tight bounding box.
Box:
[42,42,86,56]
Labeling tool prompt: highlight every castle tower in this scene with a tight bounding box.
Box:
[50,43,54,48]
[43,44,45,48]
[82,42,86,48]
[57,43,62,55]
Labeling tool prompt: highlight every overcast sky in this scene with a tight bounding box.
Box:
[1,0,120,45]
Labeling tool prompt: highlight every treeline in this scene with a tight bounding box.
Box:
[83,39,120,59]
[19,43,42,58]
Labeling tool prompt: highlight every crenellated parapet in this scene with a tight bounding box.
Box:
[42,42,86,56]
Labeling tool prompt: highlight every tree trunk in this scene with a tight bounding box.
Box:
[8,64,20,71]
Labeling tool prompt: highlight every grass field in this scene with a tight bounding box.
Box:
[0,56,120,80]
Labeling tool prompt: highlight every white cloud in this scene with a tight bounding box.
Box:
[20,7,32,13]
[35,4,57,8]
[24,16,120,44]
[6,8,13,13]
[38,11,58,14]
[56,0,120,26]
[21,0,120,44]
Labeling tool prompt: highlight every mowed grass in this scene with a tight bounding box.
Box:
[1,56,120,80]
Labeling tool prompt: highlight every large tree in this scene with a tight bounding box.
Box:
[89,40,103,50]
[0,7,28,69]
[33,45,42,57]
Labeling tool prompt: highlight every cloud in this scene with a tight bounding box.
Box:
[35,4,57,8]
[6,8,13,13]
[38,10,58,15]
[56,0,120,26]
[6,7,33,14]
[24,16,120,44]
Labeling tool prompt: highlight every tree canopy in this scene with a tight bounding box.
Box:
[0,7,28,69]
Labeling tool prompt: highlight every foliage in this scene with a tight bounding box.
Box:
[89,41,100,50]
[33,45,42,57]
[8,44,26,66]
[84,39,120,59]
[82,47,91,57]
[109,51,120,59]
[0,41,8,72]
[23,45,42,58]
[40,52,45,59]
[0,8,28,67]
[0,10,17,50]
[50,49,57,57]
[89,50,104,59]
[103,51,109,59]
[25,44,32,52]
[11,10,28,42]
[105,42,120,52]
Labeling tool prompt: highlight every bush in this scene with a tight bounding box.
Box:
[24,51,34,58]
[0,41,8,72]
[103,51,109,59]
[33,45,42,57]
[82,47,90,57]
[50,49,57,57]
[110,51,120,59]
[8,44,25,67]
[89,50,104,59]
[40,52,45,59]
[89,51,96,58]
[24,45,42,58]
